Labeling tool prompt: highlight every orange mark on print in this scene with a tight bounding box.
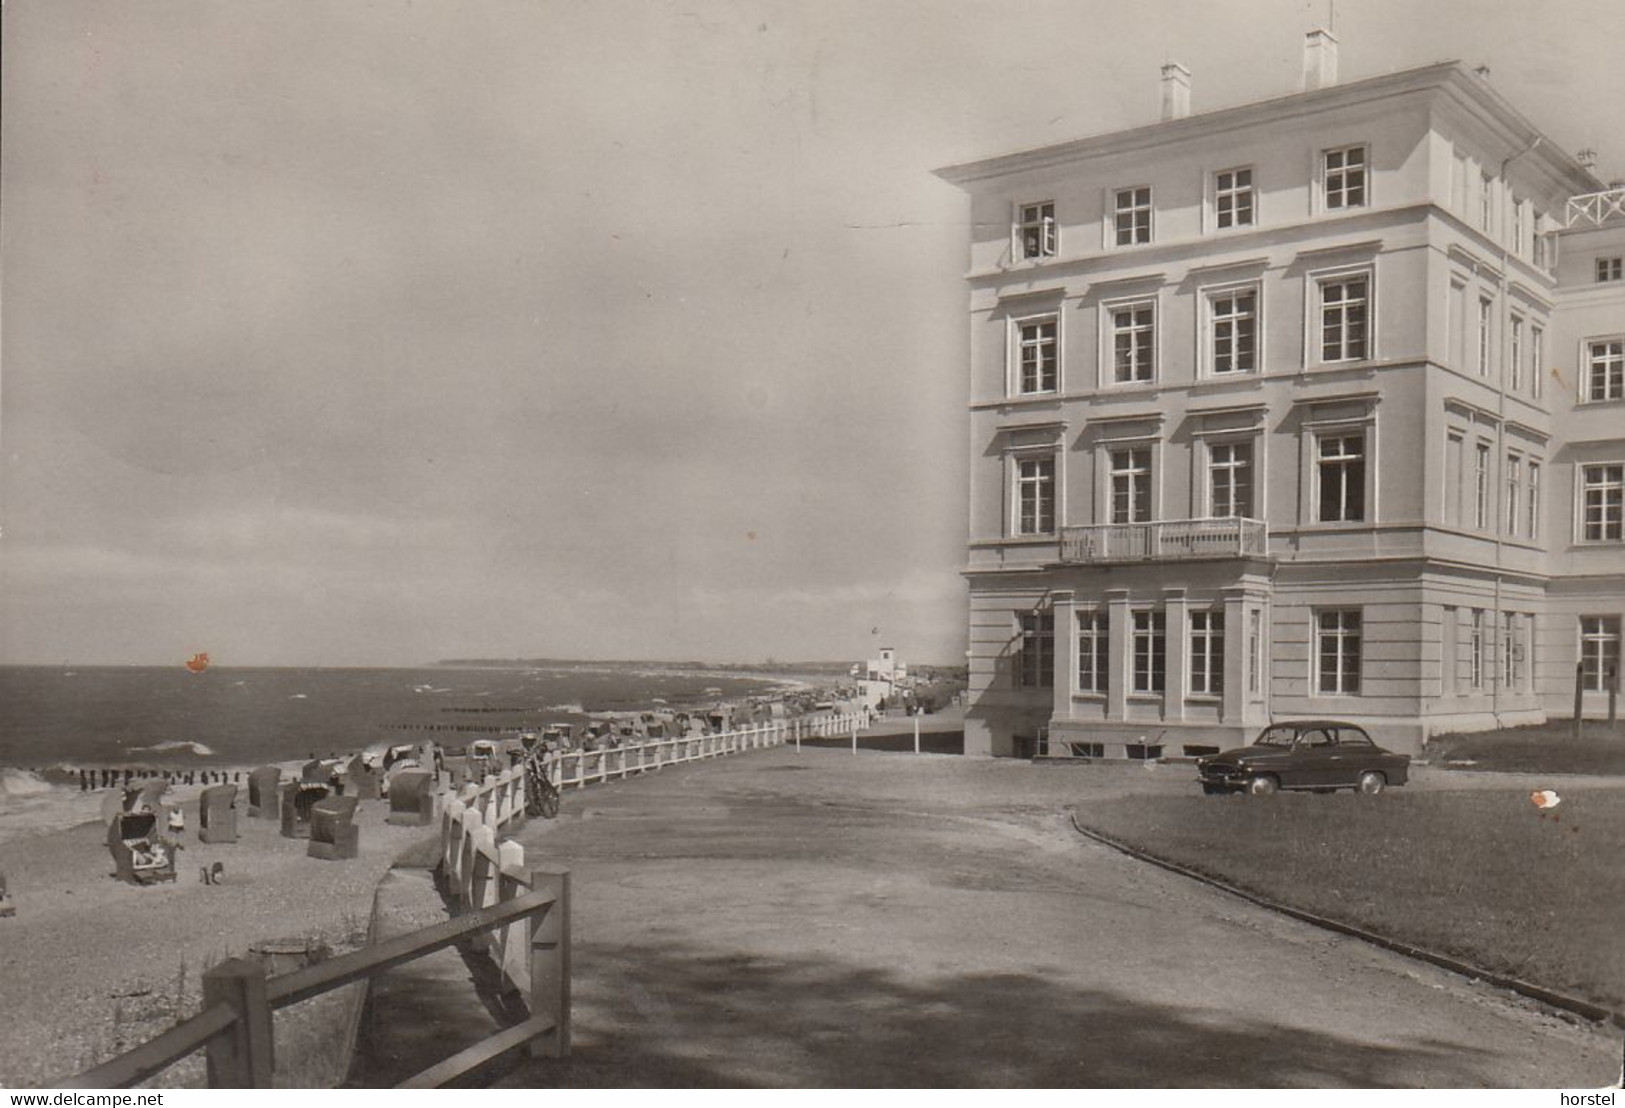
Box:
[185,652,210,673]
[746,531,757,541]
[1530,789,1561,810]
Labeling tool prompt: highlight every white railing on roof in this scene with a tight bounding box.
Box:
[1565,187,1625,229]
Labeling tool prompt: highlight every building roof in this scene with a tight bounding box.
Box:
[934,60,1598,195]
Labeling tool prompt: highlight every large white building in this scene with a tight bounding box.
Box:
[937,33,1625,759]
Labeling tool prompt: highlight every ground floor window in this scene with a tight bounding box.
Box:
[1470,609,1485,690]
[1078,610,1108,694]
[1189,611,1224,696]
[1018,611,1054,689]
[1131,610,1166,694]
[1502,612,1519,688]
[1315,609,1362,695]
[1248,609,1262,695]
[1580,616,1621,691]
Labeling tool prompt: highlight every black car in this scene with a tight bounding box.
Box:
[1196,720,1410,796]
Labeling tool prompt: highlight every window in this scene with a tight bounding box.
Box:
[1248,609,1263,695]
[1477,297,1492,377]
[1017,611,1054,689]
[1209,441,1254,518]
[1319,275,1370,362]
[1317,433,1366,522]
[1479,171,1494,232]
[1447,281,1466,367]
[1513,199,1526,256]
[1444,432,1463,526]
[1323,146,1367,210]
[1077,611,1108,695]
[1531,326,1544,398]
[1505,454,1521,537]
[1580,616,1621,692]
[1597,257,1623,283]
[1131,610,1166,695]
[1110,447,1151,524]
[1215,168,1254,229]
[1581,463,1624,542]
[1019,202,1056,260]
[1189,611,1225,696]
[1110,301,1156,384]
[1474,442,1490,530]
[1114,187,1152,246]
[1015,317,1058,395]
[1469,609,1484,690]
[1527,461,1541,539]
[1014,457,1056,536]
[1509,316,1524,392]
[1587,339,1624,402]
[1210,289,1258,374]
[1316,609,1361,695]
[1502,612,1518,688]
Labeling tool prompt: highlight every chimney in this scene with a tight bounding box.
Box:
[1160,62,1191,121]
[1578,148,1598,170]
[1473,64,1491,80]
[1302,28,1339,91]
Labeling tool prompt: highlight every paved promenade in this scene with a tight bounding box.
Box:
[480,745,1619,1088]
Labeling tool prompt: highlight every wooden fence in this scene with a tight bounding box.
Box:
[55,866,569,1089]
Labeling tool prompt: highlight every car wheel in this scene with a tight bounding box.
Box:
[1356,771,1386,795]
[1247,775,1278,796]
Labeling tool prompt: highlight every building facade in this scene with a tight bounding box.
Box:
[937,34,1625,758]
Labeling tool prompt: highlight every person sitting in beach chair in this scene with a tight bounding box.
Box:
[108,810,179,885]
[167,806,185,833]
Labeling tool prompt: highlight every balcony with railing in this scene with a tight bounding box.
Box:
[1058,517,1269,564]
[1564,186,1625,229]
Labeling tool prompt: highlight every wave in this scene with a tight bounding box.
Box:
[0,767,55,798]
[127,740,217,757]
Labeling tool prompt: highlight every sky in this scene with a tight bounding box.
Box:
[3,0,1622,669]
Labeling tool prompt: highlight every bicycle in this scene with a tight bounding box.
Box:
[523,749,561,819]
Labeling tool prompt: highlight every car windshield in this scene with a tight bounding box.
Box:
[1253,726,1299,747]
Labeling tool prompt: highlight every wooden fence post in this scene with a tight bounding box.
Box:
[202,958,274,1088]
[528,865,572,1061]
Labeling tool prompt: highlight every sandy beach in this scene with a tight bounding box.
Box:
[0,785,441,1089]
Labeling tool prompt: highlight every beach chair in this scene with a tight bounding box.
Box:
[345,755,381,800]
[279,781,331,839]
[307,795,361,861]
[247,766,282,819]
[386,769,435,826]
[107,811,178,886]
[199,783,239,844]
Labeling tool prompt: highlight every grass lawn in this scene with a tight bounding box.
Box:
[1426,721,1625,775]
[1074,789,1625,1011]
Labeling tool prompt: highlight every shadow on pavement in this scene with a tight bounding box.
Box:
[499,940,1492,1088]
